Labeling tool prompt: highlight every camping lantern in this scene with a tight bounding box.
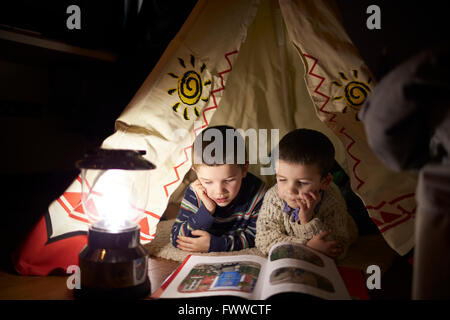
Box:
[74,148,156,299]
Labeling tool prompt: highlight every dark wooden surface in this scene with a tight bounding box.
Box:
[0,257,180,300]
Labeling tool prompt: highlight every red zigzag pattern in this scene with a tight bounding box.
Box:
[303,53,363,189]
[303,53,416,233]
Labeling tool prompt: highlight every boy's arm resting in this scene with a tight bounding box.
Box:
[255,187,307,255]
[330,210,358,260]
[320,183,359,260]
[209,183,266,252]
[208,209,258,252]
[290,217,326,240]
[170,186,215,247]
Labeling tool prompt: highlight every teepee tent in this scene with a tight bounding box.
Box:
[14,0,417,276]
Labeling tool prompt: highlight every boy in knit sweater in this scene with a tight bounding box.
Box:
[171,125,266,253]
[256,129,358,260]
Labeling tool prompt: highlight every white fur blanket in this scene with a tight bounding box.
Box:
[145,219,265,262]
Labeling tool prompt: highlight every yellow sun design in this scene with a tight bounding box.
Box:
[167,55,211,120]
[331,69,372,119]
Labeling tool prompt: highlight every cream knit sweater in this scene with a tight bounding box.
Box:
[255,182,358,260]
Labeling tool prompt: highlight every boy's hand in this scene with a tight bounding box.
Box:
[296,190,321,224]
[191,179,216,214]
[306,231,343,259]
[176,230,211,253]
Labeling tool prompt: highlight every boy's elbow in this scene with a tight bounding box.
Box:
[336,234,358,261]
[336,244,351,261]
[255,237,270,256]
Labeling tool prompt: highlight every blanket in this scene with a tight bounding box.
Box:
[145,219,265,263]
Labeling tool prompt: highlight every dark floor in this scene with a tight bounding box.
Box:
[368,254,413,300]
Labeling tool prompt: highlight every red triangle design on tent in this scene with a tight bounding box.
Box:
[63,192,82,209]
[380,210,402,224]
[73,198,97,217]
[139,217,150,235]
[74,203,85,214]
[371,217,383,226]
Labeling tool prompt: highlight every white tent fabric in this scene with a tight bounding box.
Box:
[46,0,417,255]
[277,0,417,255]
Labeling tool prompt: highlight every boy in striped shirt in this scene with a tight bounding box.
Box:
[171,125,266,252]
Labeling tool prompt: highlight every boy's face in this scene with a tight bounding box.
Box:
[276,160,332,209]
[195,164,248,207]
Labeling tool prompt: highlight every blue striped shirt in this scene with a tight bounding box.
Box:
[171,172,266,252]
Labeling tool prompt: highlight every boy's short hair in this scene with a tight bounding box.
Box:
[192,125,247,169]
[278,129,335,177]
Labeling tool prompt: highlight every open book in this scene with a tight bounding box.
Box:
[153,241,351,300]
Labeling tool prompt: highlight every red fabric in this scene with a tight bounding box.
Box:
[337,266,369,300]
[12,214,87,276]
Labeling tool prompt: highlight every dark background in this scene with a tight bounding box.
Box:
[0,0,448,272]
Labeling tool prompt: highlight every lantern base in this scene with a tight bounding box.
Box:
[75,226,150,299]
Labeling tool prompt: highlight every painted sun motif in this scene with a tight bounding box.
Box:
[167,55,211,120]
[331,69,372,119]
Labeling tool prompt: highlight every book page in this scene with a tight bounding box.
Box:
[259,242,351,300]
[158,254,268,299]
